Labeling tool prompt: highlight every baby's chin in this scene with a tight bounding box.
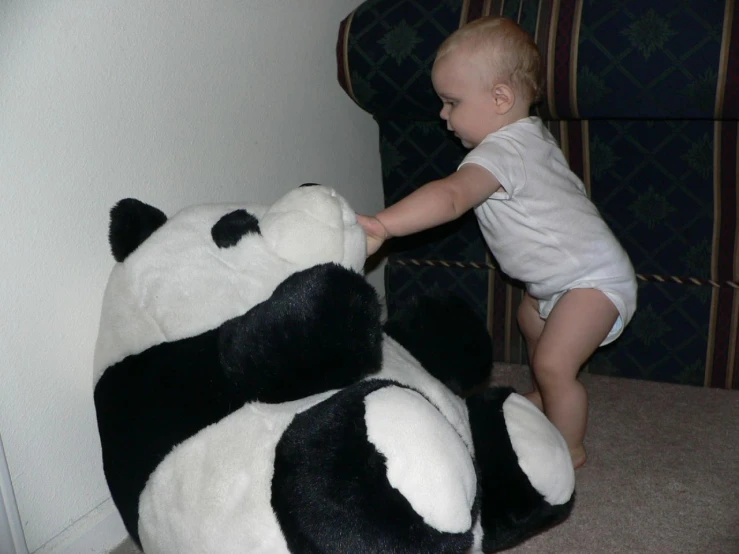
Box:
[452,131,480,149]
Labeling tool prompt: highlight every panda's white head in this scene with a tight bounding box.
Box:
[93,184,366,383]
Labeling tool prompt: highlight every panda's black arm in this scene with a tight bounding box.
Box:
[384,292,493,396]
[218,262,383,403]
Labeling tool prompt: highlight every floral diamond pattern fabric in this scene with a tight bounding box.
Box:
[338,0,739,388]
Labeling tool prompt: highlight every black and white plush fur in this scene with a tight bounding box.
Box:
[93,185,574,554]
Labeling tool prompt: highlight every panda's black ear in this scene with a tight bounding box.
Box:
[212,209,260,248]
[109,198,167,262]
[299,183,320,188]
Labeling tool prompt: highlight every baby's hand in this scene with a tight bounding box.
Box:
[356,214,389,257]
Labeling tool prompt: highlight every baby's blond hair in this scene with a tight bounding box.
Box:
[435,16,543,103]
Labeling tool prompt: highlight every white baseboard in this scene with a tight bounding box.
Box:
[34,498,130,554]
[0,435,28,554]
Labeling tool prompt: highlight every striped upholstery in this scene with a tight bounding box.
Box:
[337,0,739,389]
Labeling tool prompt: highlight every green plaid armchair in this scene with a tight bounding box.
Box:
[337,0,739,389]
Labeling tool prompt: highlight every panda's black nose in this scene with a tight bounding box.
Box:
[299,183,320,188]
[212,209,260,248]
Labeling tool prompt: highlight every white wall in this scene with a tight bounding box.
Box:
[0,1,383,551]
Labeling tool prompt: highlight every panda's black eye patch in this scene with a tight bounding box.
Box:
[212,210,260,248]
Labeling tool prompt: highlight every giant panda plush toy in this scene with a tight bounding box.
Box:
[93,184,575,553]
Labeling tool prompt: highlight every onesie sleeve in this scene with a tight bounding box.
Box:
[458,134,526,198]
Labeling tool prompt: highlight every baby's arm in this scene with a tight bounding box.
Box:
[359,163,500,256]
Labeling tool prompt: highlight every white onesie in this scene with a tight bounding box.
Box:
[459,116,637,345]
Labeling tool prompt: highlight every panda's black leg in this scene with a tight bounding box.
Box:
[218,263,383,403]
[272,380,476,554]
[466,388,575,551]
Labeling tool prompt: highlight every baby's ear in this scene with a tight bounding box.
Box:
[492,83,515,113]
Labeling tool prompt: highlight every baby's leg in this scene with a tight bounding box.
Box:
[528,289,618,469]
[517,292,545,410]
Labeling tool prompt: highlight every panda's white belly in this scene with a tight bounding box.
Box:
[137,392,334,554]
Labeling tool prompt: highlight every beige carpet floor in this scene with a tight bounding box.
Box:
[492,364,739,553]
[111,364,739,553]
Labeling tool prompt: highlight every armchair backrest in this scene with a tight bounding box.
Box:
[338,0,738,122]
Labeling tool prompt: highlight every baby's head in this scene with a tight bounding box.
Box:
[431,17,542,148]
[435,16,543,105]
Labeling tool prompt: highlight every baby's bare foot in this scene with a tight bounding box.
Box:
[570,445,587,469]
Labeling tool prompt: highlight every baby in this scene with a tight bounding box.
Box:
[358,16,637,468]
